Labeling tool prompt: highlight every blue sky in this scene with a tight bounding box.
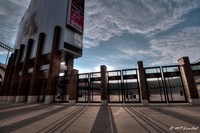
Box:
[0,0,200,73]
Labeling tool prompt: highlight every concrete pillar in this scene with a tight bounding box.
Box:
[45,26,61,104]
[16,39,33,103]
[68,69,78,105]
[8,44,25,102]
[28,33,45,103]
[178,57,200,105]
[100,65,108,105]
[137,61,148,105]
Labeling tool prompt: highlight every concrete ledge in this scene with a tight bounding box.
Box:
[101,100,108,105]
[142,100,149,105]
[69,100,76,105]
[8,96,16,102]
[3,96,8,101]
[190,99,200,105]
[44,95,54,104]
[28,96,38,104]
[16,96,25,103]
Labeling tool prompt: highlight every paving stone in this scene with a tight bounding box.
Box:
[0,102,199,133]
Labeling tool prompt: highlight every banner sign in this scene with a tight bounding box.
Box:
[67,0,84,34]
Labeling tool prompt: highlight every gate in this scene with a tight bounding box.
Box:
[122,69,141,103]
[191,64,200,96]
[108,70,123,103]
[162,65,187,102]
[145,66,187,103]
[90,72,101,103]
[145,67,166,103]
[54,76,69,103]
[77,73,90,103]
[77,72,101,103]
[38,79,47,102]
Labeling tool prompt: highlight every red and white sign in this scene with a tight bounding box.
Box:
[67,0,84,34]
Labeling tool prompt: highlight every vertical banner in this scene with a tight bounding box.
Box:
[67,0,84,34]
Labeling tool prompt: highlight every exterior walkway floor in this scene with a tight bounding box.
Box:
[0,101,199,133]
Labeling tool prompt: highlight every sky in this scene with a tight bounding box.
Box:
[0,0,200,73]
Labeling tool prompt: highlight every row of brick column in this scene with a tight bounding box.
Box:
[89,57,199,105]
[1,49,18,101]
[16,39,34,102]
[8,44,25,102]
[0,25,77,104]
[136,58,199,105]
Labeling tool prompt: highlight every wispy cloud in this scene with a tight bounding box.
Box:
[116,26,200,66]
[0,0,30,48]
[149,26,200,65]
[84,0,200,48]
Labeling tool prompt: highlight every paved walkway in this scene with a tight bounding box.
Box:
[0,102,199,133]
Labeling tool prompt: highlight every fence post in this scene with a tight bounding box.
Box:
[137,61,148,105]
[178,57,200,105]
[68,69,78,105]
[101,65,108,105]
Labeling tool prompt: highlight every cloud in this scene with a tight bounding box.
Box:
[149,27,200,65]
[0,51,8,55]
[115,41,151,61]
[116,26,200,66]
[84,0,200,48]
[0,0,30,48]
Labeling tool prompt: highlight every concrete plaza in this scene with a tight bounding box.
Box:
[0,102,199,133]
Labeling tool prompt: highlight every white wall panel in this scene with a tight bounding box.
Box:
[15,0,83,60]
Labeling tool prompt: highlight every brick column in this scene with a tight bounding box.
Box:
[16,39,33,103]
[137,61,148,105]
[4,50,18,101]
[65,57,74,101]
[28,33,46,103]
[178,57,200,105]
[8,44,25,102]
[101,65,108,105]
[45,26,61,104]
[1,54,13,101]
[68,69,78,105]
[66,57,74,75]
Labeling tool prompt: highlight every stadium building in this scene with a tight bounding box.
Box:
[0,0,199,105]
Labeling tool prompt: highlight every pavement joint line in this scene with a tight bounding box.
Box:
[0,106,69,133]
[0,102,199,133]
[125,106,170,133]
[0,102,24,107]
[36,106,87,133]
[12,106,79,133]
[0,104,41,113]
[0,105,62,127]
[164,107,200,117]
[108,106,114,133]
[134,107,179,133]
[59,106,89,133]
[123,106,151,132]
[130,107,177,133]
[150,107,200,127]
